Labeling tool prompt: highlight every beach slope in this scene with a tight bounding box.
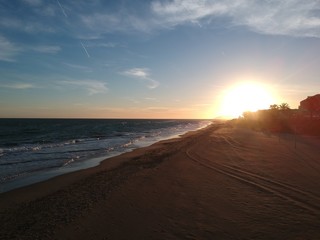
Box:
[1,122,320,239]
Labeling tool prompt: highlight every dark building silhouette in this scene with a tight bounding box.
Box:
[299,94,320,117]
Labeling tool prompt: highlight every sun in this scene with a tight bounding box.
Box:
[218,82,276,119]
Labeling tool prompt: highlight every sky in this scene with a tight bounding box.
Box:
[0,0,319,119]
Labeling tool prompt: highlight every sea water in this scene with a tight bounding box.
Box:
[0,119,211,192]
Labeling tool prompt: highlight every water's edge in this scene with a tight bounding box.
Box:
[0,121,212,193]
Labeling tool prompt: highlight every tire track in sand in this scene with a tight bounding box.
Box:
[186,148,320,215]
[220,135,320,199]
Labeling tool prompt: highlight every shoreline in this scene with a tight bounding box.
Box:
[0,120,213,194]
[0,122,216,206]
[1,121,320,239]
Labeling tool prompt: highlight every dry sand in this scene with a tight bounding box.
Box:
[1,122,320,239]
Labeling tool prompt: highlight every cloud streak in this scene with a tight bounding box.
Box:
[59,80,108,95]
[0,35,21,62]
[23,0,42,6]
[63,63,92,72]
[122,68,159,89]
[151,0,320,38]
[0,36,60,62]
[151,0,228,27]
[4,1,319,39]
[0,83,35,89]
[0,17,55,33]
[31,45,61,54]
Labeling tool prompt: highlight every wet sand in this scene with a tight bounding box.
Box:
[1,122,320,239]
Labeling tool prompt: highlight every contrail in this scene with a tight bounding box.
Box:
[80,41,90,58]
[57,0,67,18]
[57,0,90,58]
[56,1,90,59]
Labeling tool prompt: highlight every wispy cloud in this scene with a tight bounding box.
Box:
[36,5,57,17]
[0,18,55,33]
[63,63,92,72]
[85,42,118,48]
[151,0,227,27]
[121,68,159,89]
[4,1,319,38]
[74,0,320,38]
[22,0,57,17]
[151,0,320,38]
[80,13,124,33]
[79,8,158,34]
[59,80,108,95]
[31,45,61,54]
[123,68,150,79]
[0,35,21,62]
[22,0,42,6]
[0,35,61,61]
[0,83,35,89]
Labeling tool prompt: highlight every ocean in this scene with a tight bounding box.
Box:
[0,119,211,192]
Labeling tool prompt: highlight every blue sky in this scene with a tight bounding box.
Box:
[0,0,319,118]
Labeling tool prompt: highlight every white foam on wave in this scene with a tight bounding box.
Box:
[0,120,213,193]
[32,146,42,151]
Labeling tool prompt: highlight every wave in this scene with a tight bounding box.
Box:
[0,119,212,191]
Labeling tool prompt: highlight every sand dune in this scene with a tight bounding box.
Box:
[1,122,320,239]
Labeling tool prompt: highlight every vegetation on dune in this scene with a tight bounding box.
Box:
[234,102,320,136]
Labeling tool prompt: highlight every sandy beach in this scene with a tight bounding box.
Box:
[1,122,320,240]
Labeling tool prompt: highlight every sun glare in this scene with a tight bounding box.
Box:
[219,82,276,119]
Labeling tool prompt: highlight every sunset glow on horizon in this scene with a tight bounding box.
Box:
[0,1,319,119]
[218,81,278,119]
